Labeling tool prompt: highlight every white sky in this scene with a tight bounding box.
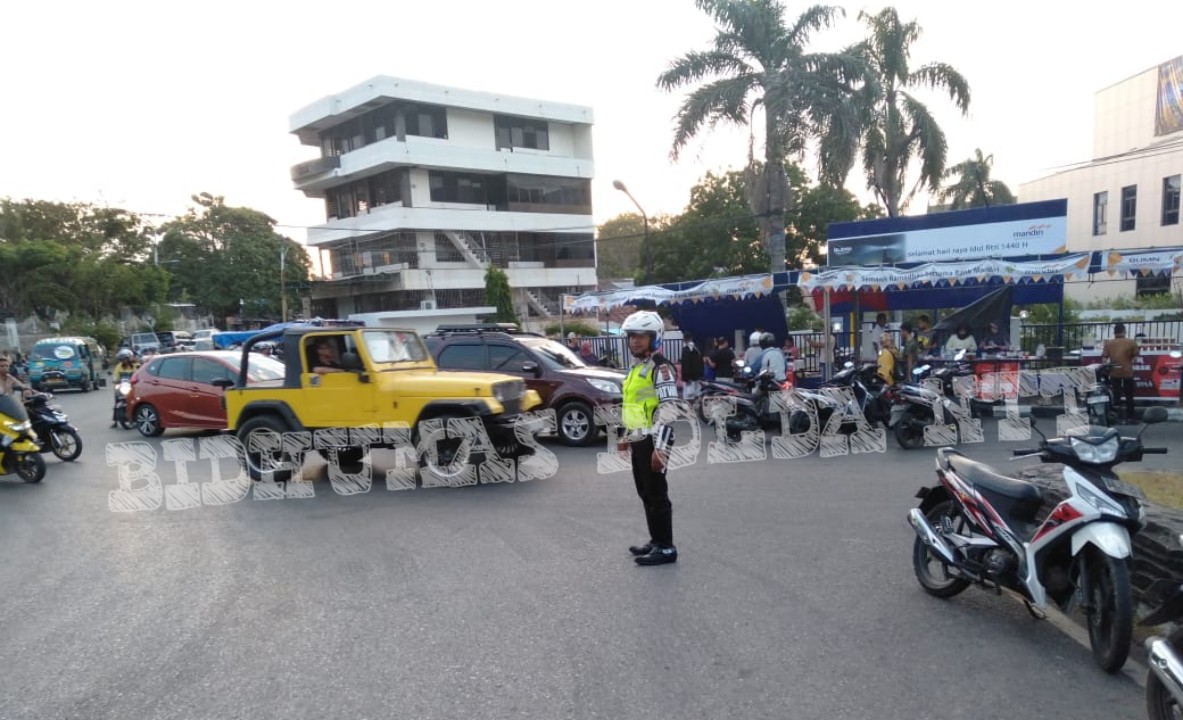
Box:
[3,0,1181,253]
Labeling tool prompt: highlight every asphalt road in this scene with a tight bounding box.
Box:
[2,389,1179,720]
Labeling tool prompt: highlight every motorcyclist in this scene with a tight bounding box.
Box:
[757,332,787,383]
[109,349,139,427]
[742,331,764,374]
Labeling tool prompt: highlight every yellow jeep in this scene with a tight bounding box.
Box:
[221,323,542,480]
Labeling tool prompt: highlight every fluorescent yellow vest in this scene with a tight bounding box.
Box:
[621,360,659,430]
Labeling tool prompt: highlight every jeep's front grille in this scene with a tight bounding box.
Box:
[500,398,521,416]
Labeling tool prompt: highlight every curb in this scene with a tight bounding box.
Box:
[986,405,1183,422]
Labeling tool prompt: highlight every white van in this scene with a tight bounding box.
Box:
[192,328,221,351]
[131,332,161,354]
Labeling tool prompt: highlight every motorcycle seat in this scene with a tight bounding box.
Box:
[938,449,1043,503]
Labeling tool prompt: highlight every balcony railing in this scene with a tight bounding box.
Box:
[291,155,341,182]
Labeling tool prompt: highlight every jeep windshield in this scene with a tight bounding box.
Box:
[363,330,430,365]
[518,337,586,370]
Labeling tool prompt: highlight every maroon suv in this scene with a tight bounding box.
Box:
[424,325,625,446]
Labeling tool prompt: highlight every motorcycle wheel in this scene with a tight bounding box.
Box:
[912,500,971,599]
[50,428,83,462]
[894,416,927,450]
[1146,626,1183,719]
[1085,548,1133,674]
[17,453,46,483]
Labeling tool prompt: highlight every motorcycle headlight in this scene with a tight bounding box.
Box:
[588,379,622,396]
[4,421,31,433]
[1070,436,1119,464]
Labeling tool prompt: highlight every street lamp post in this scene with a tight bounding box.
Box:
[279,243,289,322]
[612,179,651,285]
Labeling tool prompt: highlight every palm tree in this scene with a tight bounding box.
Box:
[939,148,1017,209]
[857,7,971,217]
[657,0,868,273]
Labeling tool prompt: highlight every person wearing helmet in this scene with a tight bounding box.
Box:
[757,332,786,382]
[743,330,764,375]
[109,349,140,427]
[617,310,680,566]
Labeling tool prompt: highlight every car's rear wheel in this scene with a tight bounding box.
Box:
[557,401,596,446]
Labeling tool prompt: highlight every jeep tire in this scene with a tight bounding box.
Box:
[237,415,295,482]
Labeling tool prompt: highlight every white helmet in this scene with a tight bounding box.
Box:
[621,310,664,353]
[749,331,762,347]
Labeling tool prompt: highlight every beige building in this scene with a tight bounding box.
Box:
[1020,56,1182,303]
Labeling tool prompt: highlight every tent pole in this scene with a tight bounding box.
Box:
[823,288,833,381]
[1057,293,1065,347]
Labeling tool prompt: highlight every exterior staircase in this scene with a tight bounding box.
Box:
[443,230,489,267]
[524,289,556,319]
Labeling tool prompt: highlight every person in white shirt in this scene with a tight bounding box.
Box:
[870,313,889,353]
[944,323,978,356]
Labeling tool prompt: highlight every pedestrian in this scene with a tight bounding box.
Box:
[617,310,679,566]
[899,321,921,379]
[578,340,599,366]
[679,334,704,401]
[708,336,735,380]
[1102,322,1140,423]
[870,312,889,353]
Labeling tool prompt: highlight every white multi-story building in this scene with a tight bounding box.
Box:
[289,76,597,330]
[1020,56,1182,303]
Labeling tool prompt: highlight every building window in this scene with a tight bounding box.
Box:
[429,171,489,205]
[494,115,549,151]
[1120,185,1137,232]
[1092,191,1108,235]
[1164,175,1181,226]
[505,174,592,214]
[1135,273,1172,298]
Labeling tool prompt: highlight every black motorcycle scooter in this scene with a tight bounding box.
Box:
[24,393,83,462]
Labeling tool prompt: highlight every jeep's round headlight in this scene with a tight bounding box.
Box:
[493,381,524,403]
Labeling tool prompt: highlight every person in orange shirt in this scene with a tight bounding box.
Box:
[1102,322,1140,423]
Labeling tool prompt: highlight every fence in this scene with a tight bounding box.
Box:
[574,320,1183,378]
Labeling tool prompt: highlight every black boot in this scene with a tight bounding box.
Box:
[635,544,678,566]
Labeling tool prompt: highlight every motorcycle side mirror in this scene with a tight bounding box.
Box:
[1030,417,1048,442]
[1143,406,1169,425]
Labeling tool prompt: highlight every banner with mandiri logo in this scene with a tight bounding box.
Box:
[826,200,1068,266]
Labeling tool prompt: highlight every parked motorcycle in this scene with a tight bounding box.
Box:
[784,361,890,436]
[722,370,794,436]
[890,355,977,450]
[112,372,134,430]
[1140,571,1183,718]
[25,392,83,462]
[696,372,756,425]
[907,405,1169,673]
[1083,362,1118,427]
[0,394,46,483]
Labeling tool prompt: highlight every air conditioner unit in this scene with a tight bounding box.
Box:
[420,300,437,311]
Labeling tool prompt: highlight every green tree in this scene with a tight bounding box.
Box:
[645,165,881,283]
[595,213,646,279]
[938,148,1017,210]
[857,8,971,217]
[484,266,518,324]
[658,0,869,273]
[0,198,165,320]
[158,193,311,320]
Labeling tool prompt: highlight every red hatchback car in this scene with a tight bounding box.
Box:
[127,350,285,437]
